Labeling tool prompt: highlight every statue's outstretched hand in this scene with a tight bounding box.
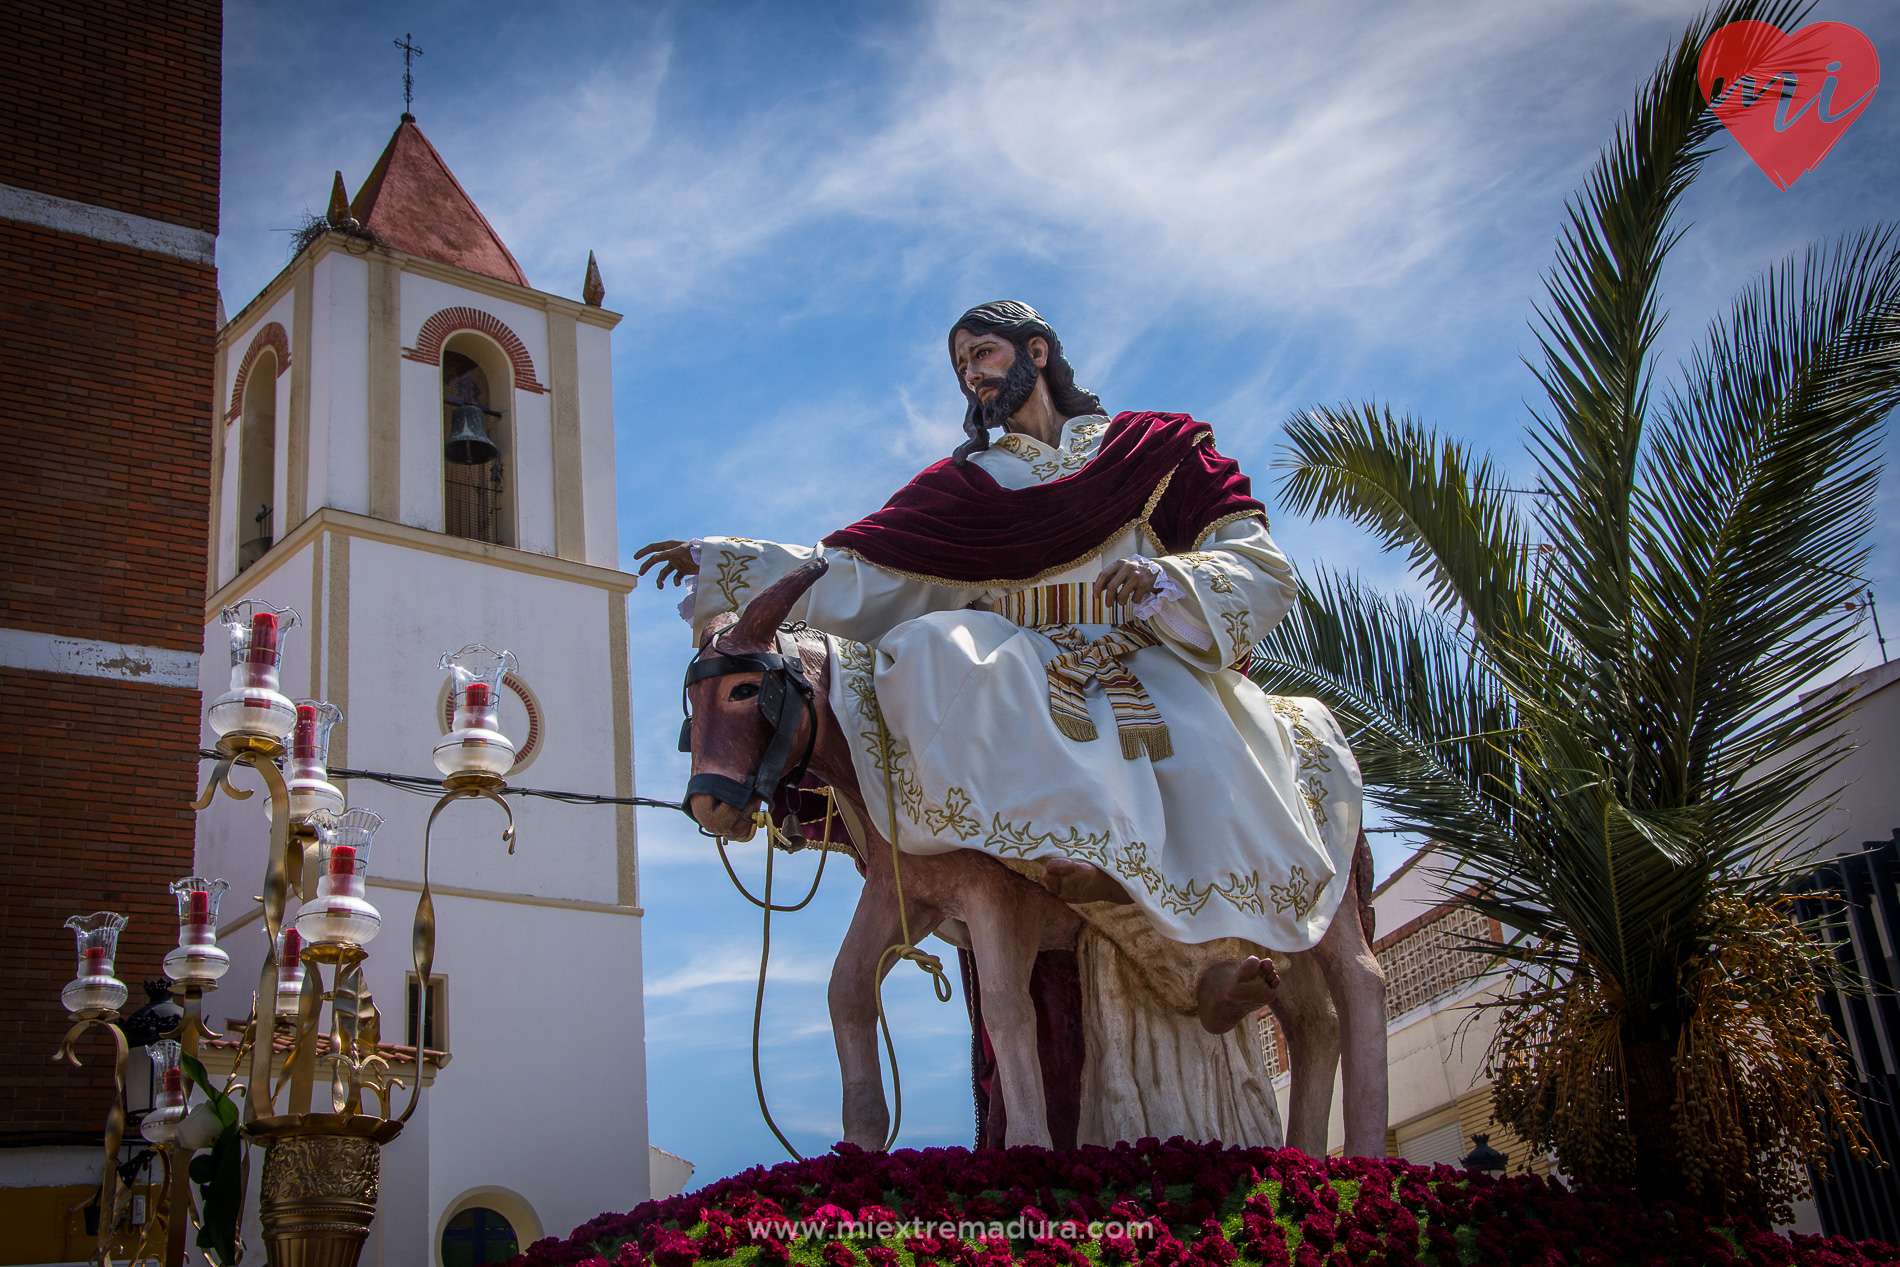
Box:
[635,539,699,589]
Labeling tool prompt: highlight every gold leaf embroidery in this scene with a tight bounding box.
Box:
[924,787,982,841]
[984,814,1114,861]
[1298,775,1330,826]
[1269,865,1322,919]
[714,552,757,609]
[1174,551,1237,594]
[1220,610,1253,649]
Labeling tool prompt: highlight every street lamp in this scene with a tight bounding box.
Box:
[52,604,523,1267]
[1461,1132,1508,1175]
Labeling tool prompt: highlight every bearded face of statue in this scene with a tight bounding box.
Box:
[953,327,1046,429]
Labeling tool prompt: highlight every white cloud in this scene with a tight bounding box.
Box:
[646,943,829,997]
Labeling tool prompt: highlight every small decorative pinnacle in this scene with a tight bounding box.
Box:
[582,251,605,307]
[326,172,359,230]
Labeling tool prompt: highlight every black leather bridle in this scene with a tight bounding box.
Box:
[680,628,818,818]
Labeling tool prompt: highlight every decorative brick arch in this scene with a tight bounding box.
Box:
[224,322,290,421]
[402,307,547,394]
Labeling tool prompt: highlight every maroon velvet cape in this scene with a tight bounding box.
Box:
[820,412,1266,586]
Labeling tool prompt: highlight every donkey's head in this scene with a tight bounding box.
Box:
[683,558,830,839]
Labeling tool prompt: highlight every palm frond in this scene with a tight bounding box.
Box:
[1251,569,1518,861]
[1274,405,1545,675]
[1632,227,1900,827]
[1526,0,1810,666]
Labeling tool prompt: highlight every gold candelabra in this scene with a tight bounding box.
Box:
[53,606,521,1267]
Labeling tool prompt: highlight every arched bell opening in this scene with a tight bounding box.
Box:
[236,348,278,572]
[440,332,515,547]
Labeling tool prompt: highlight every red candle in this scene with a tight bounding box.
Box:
[328,844,357,877]
[293,704,318,756]
[83,946,109,969]
[248,611,280,665]
[187,890,211,926]
[162,1069,183,1097]
[464,683,491,710]
[281,928,301,970]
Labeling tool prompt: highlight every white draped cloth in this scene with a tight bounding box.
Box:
[691,415,1362,952]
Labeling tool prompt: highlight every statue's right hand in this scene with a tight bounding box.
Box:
[635,539,699,589]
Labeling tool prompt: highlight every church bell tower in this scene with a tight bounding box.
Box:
[198,114,646,1261]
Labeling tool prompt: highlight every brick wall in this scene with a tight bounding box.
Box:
[0,1,219,1138]
[0,673,204,1138]
[0,1,221,235]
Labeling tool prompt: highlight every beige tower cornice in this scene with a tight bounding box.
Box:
[218,233,622,353]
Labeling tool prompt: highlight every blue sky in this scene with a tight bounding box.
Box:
[220,0,1900,1209]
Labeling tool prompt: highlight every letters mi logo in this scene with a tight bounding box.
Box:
[1699,20,1880,189]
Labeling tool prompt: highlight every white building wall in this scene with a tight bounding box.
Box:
[312,251,373,518]
[510,384,557,557]
[1797,659,1900,861]
[578,322,618,568]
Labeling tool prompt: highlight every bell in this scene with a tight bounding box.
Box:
[444,403,501,465]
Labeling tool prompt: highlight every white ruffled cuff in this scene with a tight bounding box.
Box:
[676,540,704,622]
[1120,556,1214,651]
[1126,556,1187,619]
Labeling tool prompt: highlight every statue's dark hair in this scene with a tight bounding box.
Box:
[947,300,1103,464]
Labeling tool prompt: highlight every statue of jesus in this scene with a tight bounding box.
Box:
[641,302,1374,1146]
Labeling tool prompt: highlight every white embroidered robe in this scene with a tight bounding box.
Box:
[692,415,1362,951]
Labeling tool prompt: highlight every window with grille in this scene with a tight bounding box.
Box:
[406,973,447,1053]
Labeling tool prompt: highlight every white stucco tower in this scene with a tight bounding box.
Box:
[196,116,646,1262]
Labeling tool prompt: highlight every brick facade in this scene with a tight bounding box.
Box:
[0,2,221,235]
[0,1,220,1140]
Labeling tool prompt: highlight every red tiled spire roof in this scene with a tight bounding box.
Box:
[348,116,529,288]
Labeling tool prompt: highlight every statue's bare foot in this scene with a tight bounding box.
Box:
[1039,858,1135,905]
[1196,956,1279,1034]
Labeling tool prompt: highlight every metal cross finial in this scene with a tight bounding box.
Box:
[394,33,425,117]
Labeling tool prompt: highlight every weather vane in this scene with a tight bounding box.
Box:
[394,33,424,118]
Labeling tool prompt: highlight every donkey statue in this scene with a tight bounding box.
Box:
[683,560,1387,1156]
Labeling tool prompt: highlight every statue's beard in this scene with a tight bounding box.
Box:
[974,345,1041,429]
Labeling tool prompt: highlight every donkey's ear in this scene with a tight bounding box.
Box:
[727,557,830,649]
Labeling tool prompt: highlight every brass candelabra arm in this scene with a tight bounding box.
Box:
[50,1012,130,1258]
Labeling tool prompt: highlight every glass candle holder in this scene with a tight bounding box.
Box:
[433,645,518,778]
[140,1039,187,1145]
[61,912,129,1015]
[206,600,301,740]
[293,808,383,947]
[272,926,306,1017]
[160,878,230,986]
[286,701,345,818]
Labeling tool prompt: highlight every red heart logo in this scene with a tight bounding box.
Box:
[1698,21,1881,190]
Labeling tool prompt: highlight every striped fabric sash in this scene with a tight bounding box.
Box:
[996,582,1111,628]
[1042,623,1172,761]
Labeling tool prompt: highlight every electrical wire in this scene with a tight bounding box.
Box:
[195,750,685,811]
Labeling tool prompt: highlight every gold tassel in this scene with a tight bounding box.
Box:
[1051,712,1099,742]
[1120,725,1173,761]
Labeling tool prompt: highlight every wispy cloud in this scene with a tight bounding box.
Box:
[646,944,829,998]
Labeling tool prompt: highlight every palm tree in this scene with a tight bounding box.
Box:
[1253,0,1900,1216]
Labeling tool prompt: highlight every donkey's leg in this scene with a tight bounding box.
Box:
[1309,840,1388,1157]
[829,876,939,1150]
[961,881,1052,1149]
[1270,950,1339,1156]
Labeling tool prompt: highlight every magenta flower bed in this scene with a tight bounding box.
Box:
[505,1138,1900,1267]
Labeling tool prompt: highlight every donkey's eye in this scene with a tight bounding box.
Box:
[728,682,760,701]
